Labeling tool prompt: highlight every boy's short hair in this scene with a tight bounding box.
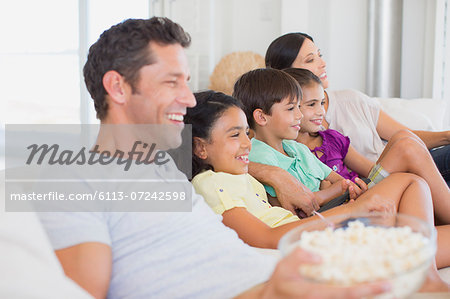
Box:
[232,68,301,129]
[282,68,322,89]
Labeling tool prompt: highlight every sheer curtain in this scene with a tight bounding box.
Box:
[433,0,450,127]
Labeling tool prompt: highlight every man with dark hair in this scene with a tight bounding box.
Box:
[83,17,192,120]
[38,17,390,298]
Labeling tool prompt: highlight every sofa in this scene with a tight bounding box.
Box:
[376,97,449,131]
[1,85,449,297]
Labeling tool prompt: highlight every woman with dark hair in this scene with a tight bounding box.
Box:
[265,33,314,71]
[264,32,450,185]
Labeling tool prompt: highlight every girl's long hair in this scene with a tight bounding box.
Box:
[184,90,244,178]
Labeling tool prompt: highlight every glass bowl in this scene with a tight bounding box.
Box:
[278,213,436,299]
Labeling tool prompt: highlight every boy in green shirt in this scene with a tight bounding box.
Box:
[233,68,365,210]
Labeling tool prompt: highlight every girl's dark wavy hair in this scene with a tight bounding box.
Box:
[184,90,244,178]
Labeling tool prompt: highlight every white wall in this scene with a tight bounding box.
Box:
[401,0,436,98]
[280,0,368,92]
[213,0,281,66]
[213,0,435,98]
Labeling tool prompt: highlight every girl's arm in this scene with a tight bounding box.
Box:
[221,206,353,249]
[222,207,309,249]
[221,189,397,249]
[343,145,376,178]
[377,110,450,149]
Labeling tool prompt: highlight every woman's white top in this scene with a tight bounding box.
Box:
[325,89,384,162]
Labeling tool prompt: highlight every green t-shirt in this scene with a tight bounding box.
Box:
[249,139,332,196]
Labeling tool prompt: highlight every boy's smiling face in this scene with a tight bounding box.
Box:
[264,96,303,141]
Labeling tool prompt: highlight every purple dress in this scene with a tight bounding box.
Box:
[310,129,359,182]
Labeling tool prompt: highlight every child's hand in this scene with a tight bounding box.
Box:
[340,179,352,195]
[343,178,369,200]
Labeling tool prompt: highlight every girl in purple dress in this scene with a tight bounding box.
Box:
[285,68,450,227]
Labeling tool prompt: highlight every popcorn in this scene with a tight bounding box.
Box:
[296,220,432,285]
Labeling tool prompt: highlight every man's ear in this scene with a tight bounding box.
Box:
[102,70,130,105]
[193,137,208,160]
[253,109,268,126]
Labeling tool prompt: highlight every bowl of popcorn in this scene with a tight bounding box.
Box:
[278,213,436,299]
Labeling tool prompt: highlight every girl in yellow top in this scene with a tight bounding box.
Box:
[184,90,441,256]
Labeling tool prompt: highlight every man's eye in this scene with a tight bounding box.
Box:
[231,133,239,137]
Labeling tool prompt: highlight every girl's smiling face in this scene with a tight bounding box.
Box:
[198,106,251,175]
[299,83,326,133]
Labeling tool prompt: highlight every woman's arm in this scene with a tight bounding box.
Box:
[377,110,450,149]
[248,162,320,215]
[410,130,450,149]
[376,110,409,141]
[343,145,376,178]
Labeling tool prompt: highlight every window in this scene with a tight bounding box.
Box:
[0,0,151,169]
[0,0,150,125]
[0,0,80,124]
